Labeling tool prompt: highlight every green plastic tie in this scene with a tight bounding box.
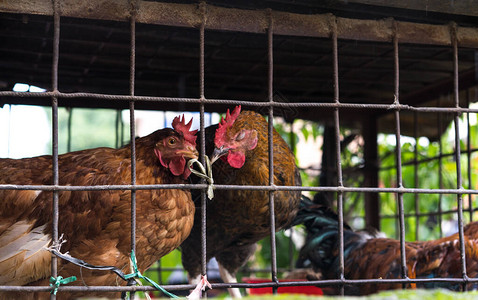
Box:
[49,275,77,295]
[125,251,180,299]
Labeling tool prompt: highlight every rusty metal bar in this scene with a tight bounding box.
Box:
[5,274,478,293]
[198,4,208,296]
[266,10,279,294]
[3,1,478,47]
[331,17,346,296]
[3,183,478,195]
[392,21,409,286]
[451,23,468,290]
[4,90,478,114]
[126,2,138,298]
[50,0,60,298]
[128,5,137,297]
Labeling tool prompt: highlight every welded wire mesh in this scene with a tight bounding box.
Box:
[0,1,477,298]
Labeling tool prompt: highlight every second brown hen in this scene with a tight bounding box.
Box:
[181,106,301,297]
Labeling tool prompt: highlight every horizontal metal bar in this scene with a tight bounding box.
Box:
[218,277,478,288]
[1,276,477,293]
[2,1,478,47]
[0,183,206,191]
[1,91,478,113]
[0,183,476,195]
[0,285,191,292]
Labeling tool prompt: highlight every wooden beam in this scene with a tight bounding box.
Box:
[1,0,478,47]
[346,0,478,18]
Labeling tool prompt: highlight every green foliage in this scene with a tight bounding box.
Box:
[376,112,478,240]
[254,230,297,278]
[143,250,184,298]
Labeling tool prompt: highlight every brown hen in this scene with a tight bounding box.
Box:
[181,106,301,297]
[0,116,198,299]
[293,197,478,295]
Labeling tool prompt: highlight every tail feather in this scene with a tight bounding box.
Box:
[291,195,351,230]
[292,195,366,275]
[0,222,51,286]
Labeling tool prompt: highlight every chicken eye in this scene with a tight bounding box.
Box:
[168,138,177,145]
[236,131,246,141]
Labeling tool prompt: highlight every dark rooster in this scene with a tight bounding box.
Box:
[0,116,198,299]
[293,197,478,295]
[181,106,302,297]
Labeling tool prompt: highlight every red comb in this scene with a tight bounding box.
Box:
[214,105,241,147]
[172,115,198,145]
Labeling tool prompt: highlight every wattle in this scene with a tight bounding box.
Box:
[227,151,246,168]
[154,149,188,178]
[169,157,186,177]
[181,167,192,180]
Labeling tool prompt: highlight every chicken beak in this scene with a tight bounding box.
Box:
[178,145,199,160]
[210,146,230,164]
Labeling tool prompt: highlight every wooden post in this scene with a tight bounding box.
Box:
[363,116,380,230]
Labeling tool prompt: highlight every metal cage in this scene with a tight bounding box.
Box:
[1,0,478,297]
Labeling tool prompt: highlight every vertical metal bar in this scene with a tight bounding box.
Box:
[331,17,345,296]
[198,4,207,296]
[451,23,468,290]
[266,10,279,294]
[50,0,60,298]
[392,22,409,285]
[128,2,138,298]
[437,98,444,238]
[413,112,419,241]
[466,90,473,221]
[199,4,206,103]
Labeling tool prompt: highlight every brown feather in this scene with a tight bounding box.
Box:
[0,128,196,299]
[182,110,301,284]
[296,200,478,295]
